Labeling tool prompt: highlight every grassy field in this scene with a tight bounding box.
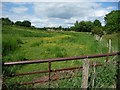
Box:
[2,25,118,88]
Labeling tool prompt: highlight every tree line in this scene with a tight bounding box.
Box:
[0,18,31,27]
[1,10,119,35]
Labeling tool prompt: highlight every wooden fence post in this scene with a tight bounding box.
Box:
[92,62,96,88]
[0,76,2,90]
[108,39,112,53]
[81,58,89,88]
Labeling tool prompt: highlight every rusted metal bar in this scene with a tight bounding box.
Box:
[19,74,81,85]
[6,62,102,77]
[5,62,104,77]
[20,64,109,86]
[3,52,120,66]
[11,70,49,77]
[8,66,82,77]
[17,63,103,86]
[19,79,49,85]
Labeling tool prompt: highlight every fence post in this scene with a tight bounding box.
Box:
[92,61,96,88]
[81,58,89,88]
[48,61,51,88]
[108,39,112,53]
[106,55,109,62]
[0,76,2,90]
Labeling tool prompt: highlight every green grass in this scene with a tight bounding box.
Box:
[2,25,118,89]
[102,33,119,51]
[2,34,23,56]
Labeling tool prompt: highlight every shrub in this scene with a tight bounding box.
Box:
[91,26,104,37]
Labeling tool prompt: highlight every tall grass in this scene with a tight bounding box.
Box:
[2,25,53,37]
[2,34,23,56]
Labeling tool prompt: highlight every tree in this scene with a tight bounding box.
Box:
[15,20,31,27]
[1,17,14,25]
[70,21,94,32]
[93,19,101,27]
[15,21,22,26]
[74,20,80,31]
[59,26,62,30]
[22,20,31,27]
[74,21,79,27]
[70,26,76,31]
[104,10,120,33]
[78,21,93,32]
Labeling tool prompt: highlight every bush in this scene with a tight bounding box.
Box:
[91,26,104,37]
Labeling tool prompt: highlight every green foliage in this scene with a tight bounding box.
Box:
[22,20,31,27]
[70,26,76,31]
[15,20,31,27]
[58,26,62,30]
[1,17,14,25]
[2,25,53,37]
[89,60,116,88]
[30,41,43,47]
[93,19,101,27]
[15,21,22,26]
[2,34,23,56]
[104,10,120,33]
[71,21,94,32]
[103,33,119,51]
[91,26,104,37]
[47,46,67,58]
[74,21,79,31]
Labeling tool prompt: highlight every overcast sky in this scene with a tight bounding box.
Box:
[1,0,119,27]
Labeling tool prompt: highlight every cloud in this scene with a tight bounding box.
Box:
[106,6,116,10]
[33,2,109,26]
[11,6,28,14]
[10,2,30,5]
[65,18,76,24]
[0,3,2,17]
[2,0,120,2]
[34,2,103,19]
[95,10,109,17]
[2,2,117,27]
[0,3,2,9]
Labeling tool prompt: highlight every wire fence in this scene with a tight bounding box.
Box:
[2,52,120,89]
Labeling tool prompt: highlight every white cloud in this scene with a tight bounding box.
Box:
[107,6,116,10]
[46,23,58,27]
[11,6,28,14]
[34,2,102,19]
[33,2,110,26]
[2,2,116,27]
[95,10,109,17]
[65,17,77,24]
